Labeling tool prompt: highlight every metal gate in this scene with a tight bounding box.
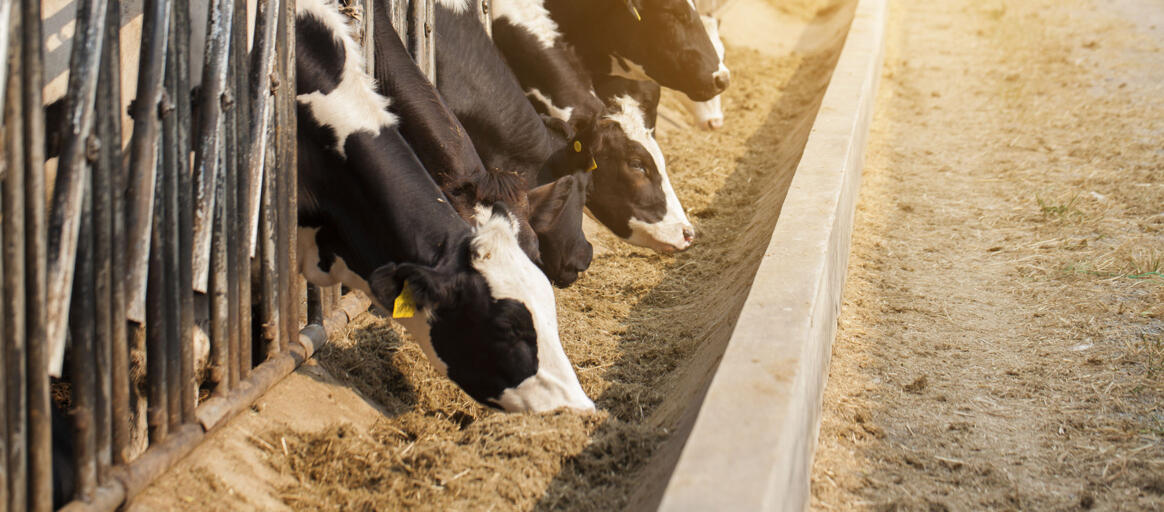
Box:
[0,0,491,509]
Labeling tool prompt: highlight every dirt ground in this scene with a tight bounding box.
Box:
[810,0,1164,510]
[248,1,852,511]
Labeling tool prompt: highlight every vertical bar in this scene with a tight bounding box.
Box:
[388,0,407,47]
[145,174,169,443]
[191,0,235,293]
[68,178,97,502]
[362,0,374,72]
[245,0,280,257]
[0,0,11,108]
[279,0,298,351]
[3,9,26,509]
[124,0,173,324]
[224,0,246,388]
[173,0,196,423]
[162,16,182,431]
[307,283,322,326]
[409,0,434,82]
[231,0,252,380]
[44,0,109,375]
[258,108,279,359]
[246,0,280,364]
[209,149,231,393]
[93,0,122,478]
[106,0,131,464]
[21,0,51,503]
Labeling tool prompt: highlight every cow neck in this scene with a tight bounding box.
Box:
[372,4,485,190]
[434,5,555,187]
[300,119,470,281]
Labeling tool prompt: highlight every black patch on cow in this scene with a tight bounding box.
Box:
[296,13,347,96]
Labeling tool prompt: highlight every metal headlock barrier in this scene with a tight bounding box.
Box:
[1,0,494,509]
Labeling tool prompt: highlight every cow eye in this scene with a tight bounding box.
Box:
[630,161,647,174]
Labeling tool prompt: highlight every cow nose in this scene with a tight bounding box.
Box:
[682,227,696,243]
[713,72,730,93]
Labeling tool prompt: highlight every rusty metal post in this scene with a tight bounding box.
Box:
[93,0,123,479]
[21,0,52,504]
[68,180,98,502]
[409,0,435,82]
[170,0,196,423]
[145,174,169,444]
[191,0,236,294]
[124,0,173,324]
[3,8,26,509]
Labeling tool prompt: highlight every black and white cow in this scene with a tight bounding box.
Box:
[369,4,540,262]
[295,0,592,411]
[545,0,729,102]
[491,0,605,133]
[434,0,598,286]
[492,0,695,253]
[679,15,728,130]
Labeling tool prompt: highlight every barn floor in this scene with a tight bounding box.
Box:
[129,0,857,509]
[810,0,1164,509]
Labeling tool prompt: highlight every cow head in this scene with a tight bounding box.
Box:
[603,0,728,102]
[369,203,594,413]
[528,173,594,287]
[587,95,694,253]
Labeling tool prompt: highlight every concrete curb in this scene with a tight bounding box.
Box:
[656,0,888,509]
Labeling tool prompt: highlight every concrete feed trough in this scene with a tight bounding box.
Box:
[131,0,887,509]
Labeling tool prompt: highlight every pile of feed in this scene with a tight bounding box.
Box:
[258,2,852,509]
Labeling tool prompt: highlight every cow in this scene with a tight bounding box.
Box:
[491,0,696,253]
[545,0,729,103]
[679,15,728,130]
[295,0,592,412]
[369,3,540,262]
[433,0,598,286]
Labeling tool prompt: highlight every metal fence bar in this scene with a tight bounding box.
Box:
[68,180,98,502]
[171,0,196,424]
[123,0,172,324]
[92,0,122,479]
[43,0,109,378]
[231,0,254,381]
[3,11,26,509]
[245,0,280,257]
[409,0,435,82]
[0,0,11,108]
[224,0,244,387]
[258,101,279,359]
[273,0,294,353]
[161,9,183,432]
[21,0,52,504]
[210,146,231,393]
[102,0,131,464]
[191,0,235,293]
[145,173,169,443]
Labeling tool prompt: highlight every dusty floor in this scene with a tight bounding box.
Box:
[810,0,1164,510]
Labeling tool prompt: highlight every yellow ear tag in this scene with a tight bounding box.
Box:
[392,281,417,319]
[632,6,641,21]
[573,140,582,153]
[588,158,598,172]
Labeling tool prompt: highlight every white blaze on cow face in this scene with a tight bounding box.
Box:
[681,15,728,130]
[605,95,695,253]
[296,0,397,157]
[493,0,561,48]
[469,206,594,412]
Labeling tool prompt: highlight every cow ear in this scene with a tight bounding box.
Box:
[527,175,577,233]
[369,263,403,309]
[371,263,456,310]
